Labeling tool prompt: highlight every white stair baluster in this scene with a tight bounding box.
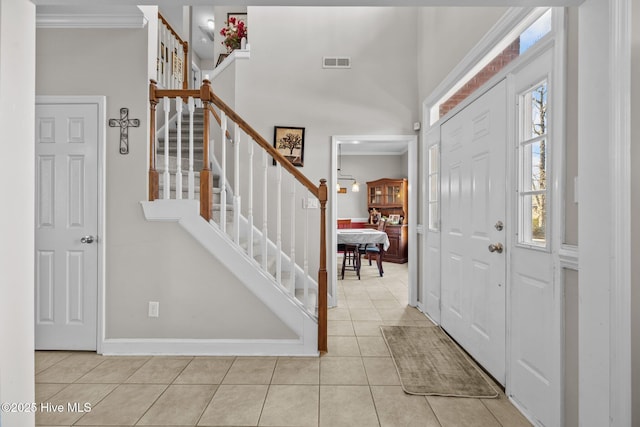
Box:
[187,97,195,200]
[162,96,170,199]
[247,140,254,260]
[220,112,227,234]
[289,178,296,296]
[276,163,282,286]
[233,123,241,244]
[175,97,182,199]
[261,150,268,271]
[303,191,309,309]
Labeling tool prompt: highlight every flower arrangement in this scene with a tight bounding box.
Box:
[219,16,247,53]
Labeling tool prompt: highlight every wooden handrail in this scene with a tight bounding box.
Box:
[205,104,233,142]
[200,80,320,198]
[158,12,189,89]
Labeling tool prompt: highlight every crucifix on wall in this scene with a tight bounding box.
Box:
[109,107,140,154]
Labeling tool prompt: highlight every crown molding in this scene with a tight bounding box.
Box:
[36,6,147,29]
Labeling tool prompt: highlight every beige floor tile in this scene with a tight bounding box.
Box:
[76,357,150,384]
[328,320,355,336]
[258,385,319,426]
[349,308,383,322]
[137,384,217,425]
[35,383,68,403]
[327,307,351,321]
[481,394,532,427]
[352,321,383,337]
[357,336,390,357]
[173,357,235,385]
[346,298,376,309]
[35,352,73,374]
[222,357,276,384]
[366,290,396,301]
[198,384,268,426]
[371,299,404,309]
[371,386,441,427]
[320,357,368,385]
[362,358,400,385]
[74,384,166,426]
[271,357,319,385]
[326,336,361,356]
[376,307,421,322]
[319,385,379,427]
[125,356,192,384]
[427,396,501,427]
[36,383,117,426]
[36,354,105,384]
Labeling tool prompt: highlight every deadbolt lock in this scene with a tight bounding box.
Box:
[494,221,504,231]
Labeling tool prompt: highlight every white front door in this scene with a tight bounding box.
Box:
[440,80,507,384]
[35,101,99,350]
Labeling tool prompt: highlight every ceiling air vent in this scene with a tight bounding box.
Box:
[323,57,351,69]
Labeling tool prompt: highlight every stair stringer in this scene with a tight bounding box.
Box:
[140,199,318,356]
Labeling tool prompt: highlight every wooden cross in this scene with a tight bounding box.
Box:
[109,107,140,154]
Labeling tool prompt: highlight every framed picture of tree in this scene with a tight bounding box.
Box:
[273,126,305,167]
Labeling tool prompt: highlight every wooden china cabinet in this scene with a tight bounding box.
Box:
[366,178,408,264]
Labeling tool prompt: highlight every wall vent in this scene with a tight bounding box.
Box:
[323,57,351,69]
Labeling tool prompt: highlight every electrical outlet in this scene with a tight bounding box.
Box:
[306,198,318,209]
[148,301,159,318]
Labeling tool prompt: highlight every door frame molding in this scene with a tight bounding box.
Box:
[35,95,106,353]
[329,134,418,308]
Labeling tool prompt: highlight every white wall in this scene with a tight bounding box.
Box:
[35,27,295,341]
[417,7,507,103]
[0,0,36,426]
[233,6,420,275]
[337,154,406,219]
[631,0,640,423]
[578,1,612,424]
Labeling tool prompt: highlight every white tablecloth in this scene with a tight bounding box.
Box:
[337,229,390,251]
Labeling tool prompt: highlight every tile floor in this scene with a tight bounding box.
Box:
[34,260,532,426]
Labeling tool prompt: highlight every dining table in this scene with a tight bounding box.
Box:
[337,229,390,277]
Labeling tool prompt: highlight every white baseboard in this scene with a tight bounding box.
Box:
[100,337,319,356]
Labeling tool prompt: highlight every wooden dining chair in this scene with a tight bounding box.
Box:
[363,218,386,276]
[337,219,359,279]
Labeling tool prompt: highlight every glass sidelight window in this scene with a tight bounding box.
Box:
[428,144,439,231]
[518,80,548,247]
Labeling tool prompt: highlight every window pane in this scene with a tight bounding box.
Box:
[429,175,438,202]
[519,9,552,55]
[429,145,439,173]
[523,139,547,191]
[529,82,547,138]
[521,194,546,246]
[429,203,439,231]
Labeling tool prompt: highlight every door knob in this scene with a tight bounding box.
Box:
[488,243,503,253]
[80,235,95,244]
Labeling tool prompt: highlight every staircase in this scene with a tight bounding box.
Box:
[144,86,326,355]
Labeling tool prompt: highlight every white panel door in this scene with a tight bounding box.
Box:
[440,80,507,384]
[35,102,98,350]
[508,47,559,427]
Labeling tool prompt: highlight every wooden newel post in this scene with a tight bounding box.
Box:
[318,179,328,353]
[200,80,213,221]
[148,79,159,201]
